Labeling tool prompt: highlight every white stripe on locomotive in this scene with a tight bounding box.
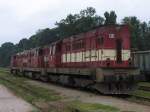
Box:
[62,49,130,63]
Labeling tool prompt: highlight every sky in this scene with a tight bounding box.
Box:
[0,0,149,45]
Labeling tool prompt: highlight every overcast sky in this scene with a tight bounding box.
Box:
[0,0,149,45]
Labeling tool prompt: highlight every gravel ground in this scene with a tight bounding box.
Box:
[28,80,150,112]
[0,85,34,112]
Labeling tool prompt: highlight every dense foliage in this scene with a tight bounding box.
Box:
[0,7,150,67]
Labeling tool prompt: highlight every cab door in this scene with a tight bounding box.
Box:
[90,37,97,67]
[116,39,122,64]
[38,48,44,68]
[55,41,62,67]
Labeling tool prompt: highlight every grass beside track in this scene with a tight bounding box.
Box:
[0,68,120,112]
[132,90,150,99]
[133,82,150,100]
[139,82,150,88]
[127,82,150,105]
[69,101,119,112]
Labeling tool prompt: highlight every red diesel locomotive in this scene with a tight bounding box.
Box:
[10,25,140,94]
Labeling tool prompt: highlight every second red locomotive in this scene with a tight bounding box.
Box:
[10,25,140,94]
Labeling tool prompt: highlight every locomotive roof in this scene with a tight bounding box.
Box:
[63,24,128,42]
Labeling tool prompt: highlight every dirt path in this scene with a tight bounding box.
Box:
[28,80,150,112]
[0,85,34,112]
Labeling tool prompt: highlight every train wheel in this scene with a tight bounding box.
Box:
[22,71,26,77]
[10,69,15,75]
[33,73,41,80]
[40,75,49,82]
[10,69,13,74]
[59,75,69,86]
[68,77,75,87]
[49,75,59,83]
[14,70,18,75]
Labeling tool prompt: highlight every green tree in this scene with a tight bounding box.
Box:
[56,7,104,37]
[0,42,17,67]
[122,17,150,50]
[18,38,29,50]
[104,11,117,25]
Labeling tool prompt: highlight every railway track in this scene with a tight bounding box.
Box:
[0,76,44,99]
[1,68,150,105]
[139,86,150,91]
[0,75,55,112]
[1,70,150,112]
[127,82,150,104]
